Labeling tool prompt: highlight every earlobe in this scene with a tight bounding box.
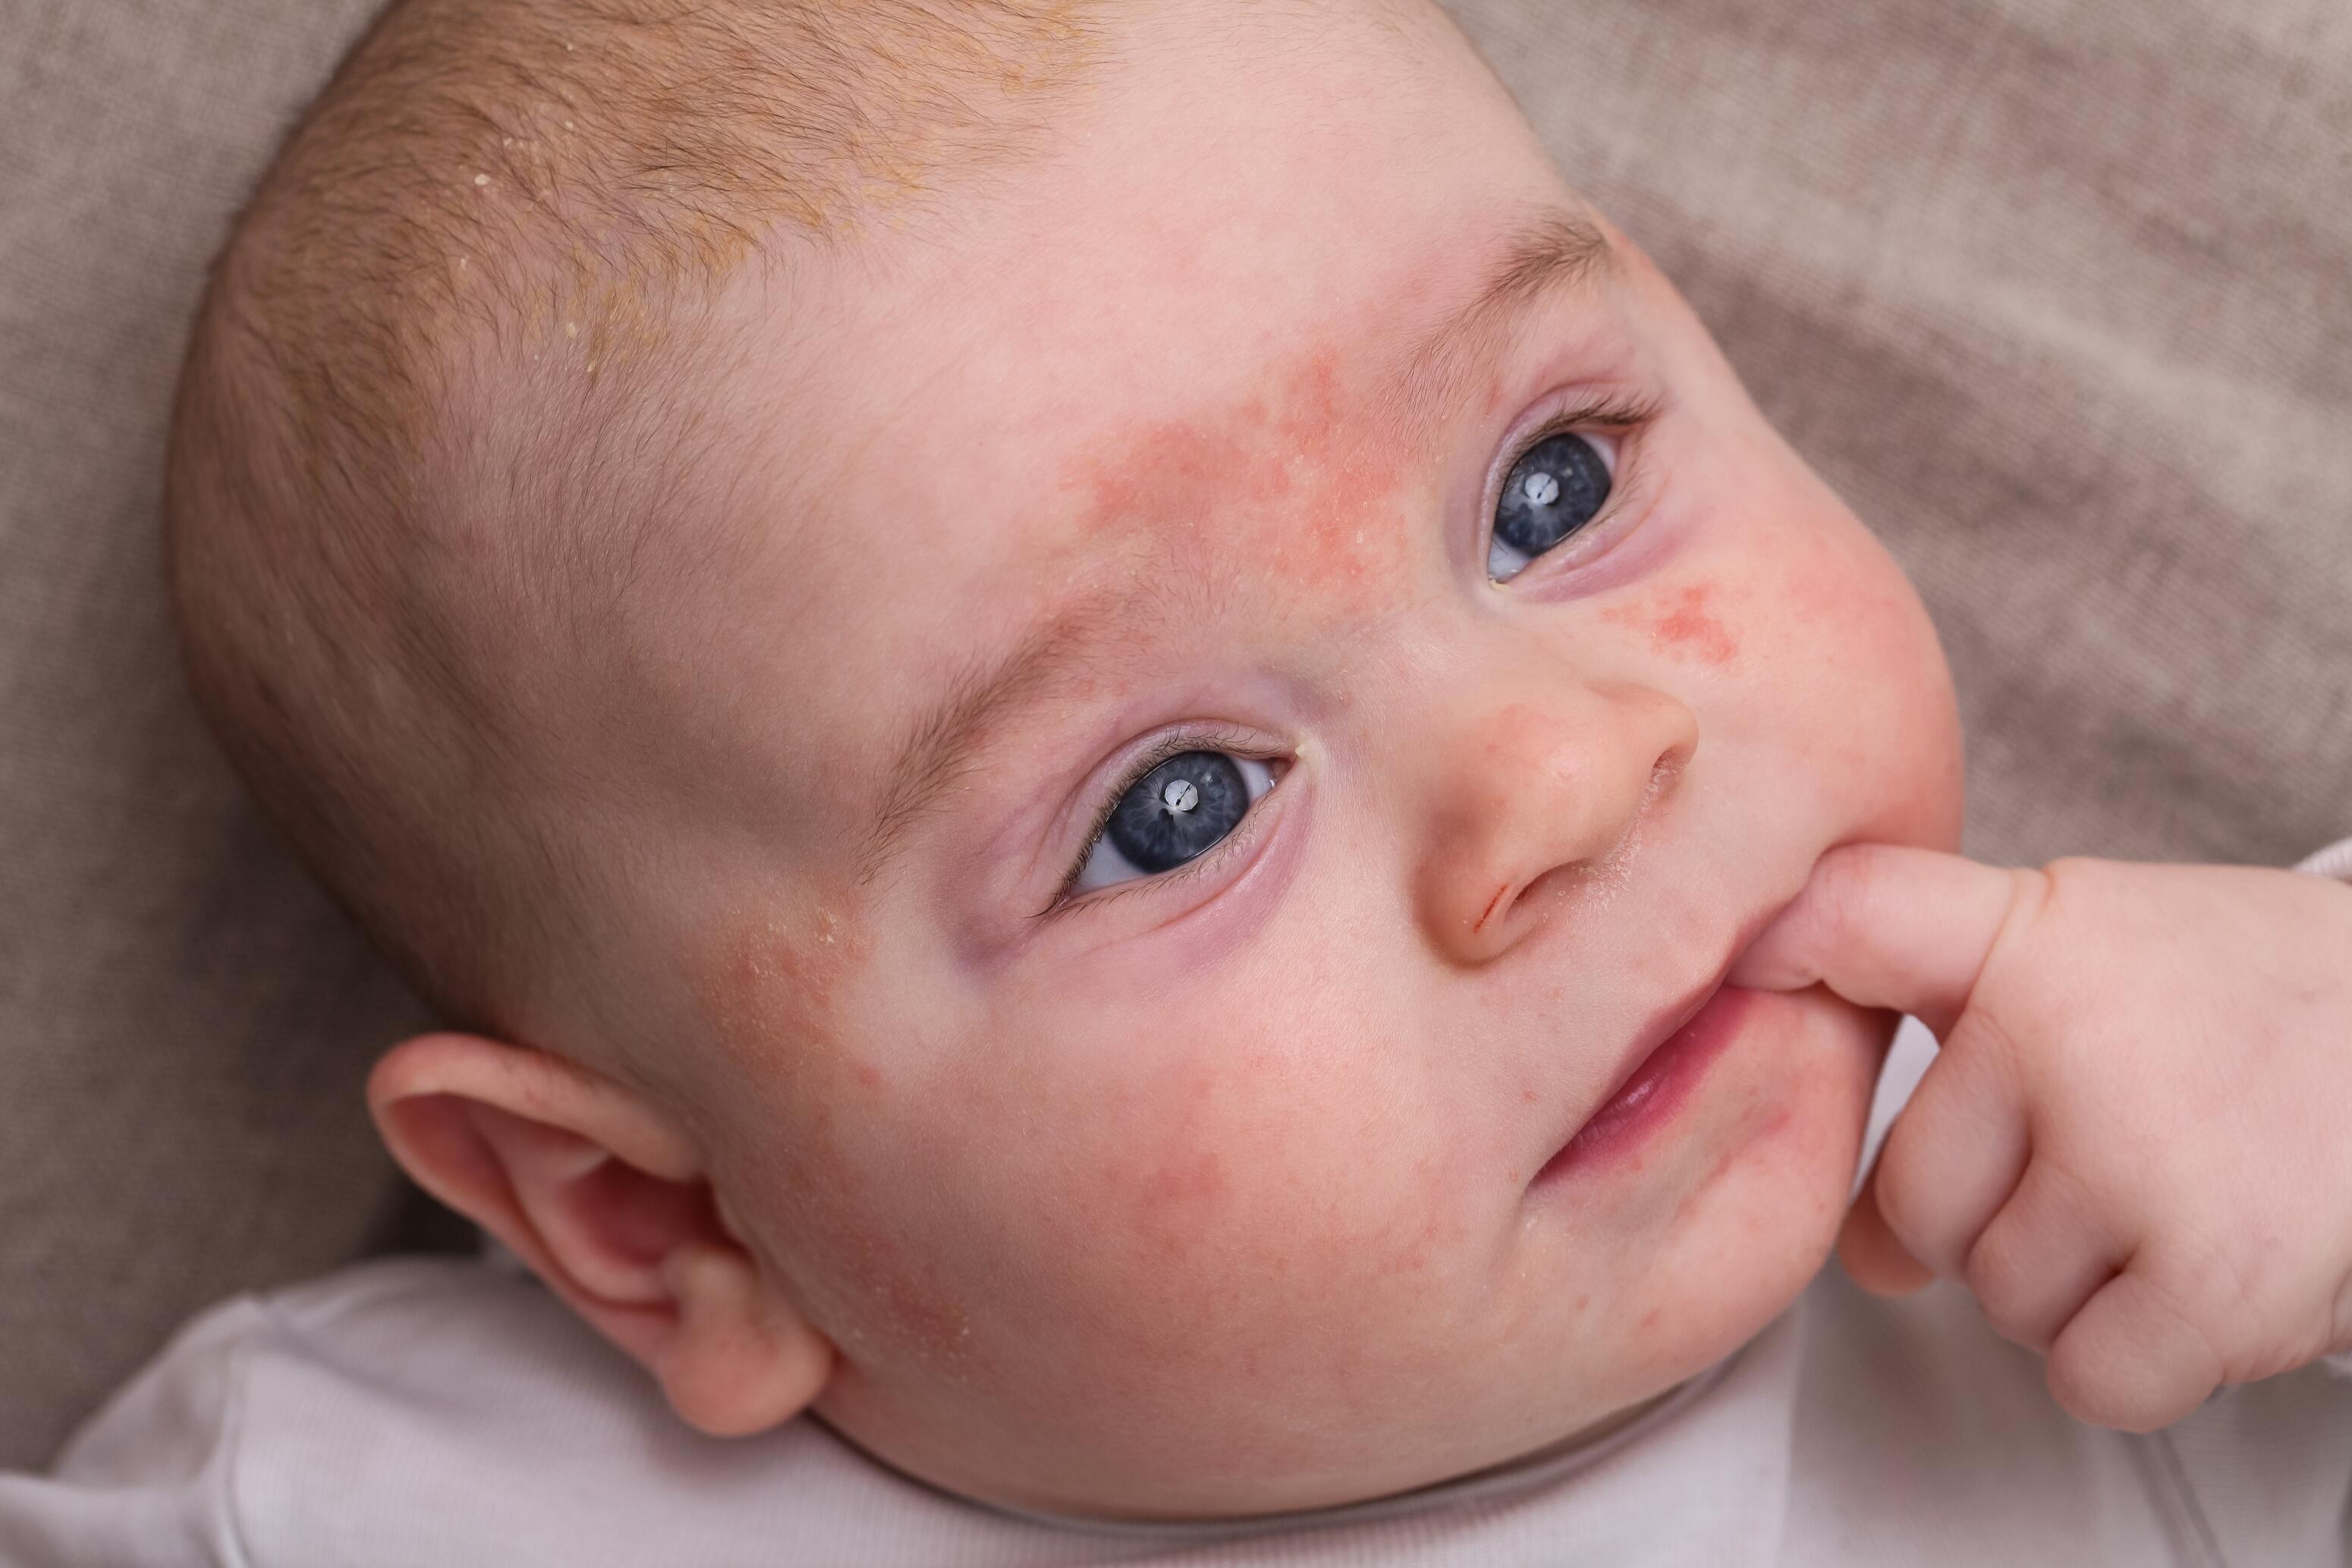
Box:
[656,1241,835,1437]
[367,1032,834,1435]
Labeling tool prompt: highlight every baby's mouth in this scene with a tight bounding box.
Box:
[1533,981,1758,1181]
[1529,901,1784,1185]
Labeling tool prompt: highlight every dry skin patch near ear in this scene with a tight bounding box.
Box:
[687,890,986,1381]
[697,882,880,1083]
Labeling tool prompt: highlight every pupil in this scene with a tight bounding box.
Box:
[1495,432,1610,560]
[1107,751,1247,875]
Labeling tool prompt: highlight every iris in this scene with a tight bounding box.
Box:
[1490,431,1611,580]
[1105,751,1249,875]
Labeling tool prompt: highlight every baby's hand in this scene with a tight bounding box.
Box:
[1732,846,2352,1430]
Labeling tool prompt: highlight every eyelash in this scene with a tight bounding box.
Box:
[1042,721,1278,916]
[1518,390,1664,451]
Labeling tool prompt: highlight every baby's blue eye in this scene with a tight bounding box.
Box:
[1074,750,1277,892]
[1489,430,1615,583]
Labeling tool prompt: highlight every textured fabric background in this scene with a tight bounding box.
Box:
[1,0,2346,1469]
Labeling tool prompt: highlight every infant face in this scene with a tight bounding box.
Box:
[660,4,1963,1519]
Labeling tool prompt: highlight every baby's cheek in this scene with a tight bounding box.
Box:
[970,985,1481,1436]
[688,895,989,1378]
[1711,481,1964,848]
[1601,580,1740,668]
[1793,533,1960,839]
[1033,1026,1334,1305]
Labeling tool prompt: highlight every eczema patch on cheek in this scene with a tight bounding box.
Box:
[1602,580,1739,667]
[688,896,994,1375]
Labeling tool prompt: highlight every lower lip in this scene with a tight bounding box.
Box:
[1536,985,1759,1181]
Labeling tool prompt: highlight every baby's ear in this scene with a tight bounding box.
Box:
[367,1032,832,1436]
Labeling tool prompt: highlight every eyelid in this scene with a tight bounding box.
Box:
[1043,723,1284,914]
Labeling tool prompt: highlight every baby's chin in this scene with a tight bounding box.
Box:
[1504,987,1886,1421]
[1632,986,1888,1358]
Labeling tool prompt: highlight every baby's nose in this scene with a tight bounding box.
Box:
[1413,680,1696,965]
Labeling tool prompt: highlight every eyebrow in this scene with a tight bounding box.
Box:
[854,592,1127,884]
[1389,206,1618,440]
[851,204,1618,883]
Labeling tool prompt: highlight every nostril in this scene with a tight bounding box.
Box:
[1644,747,1689,805]
[1471,880,1517,937]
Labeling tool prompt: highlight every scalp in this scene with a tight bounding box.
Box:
[215,0,1110,450]
[164,0,1111,1063]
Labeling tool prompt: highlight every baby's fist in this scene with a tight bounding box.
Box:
[1734,844,2352,1431]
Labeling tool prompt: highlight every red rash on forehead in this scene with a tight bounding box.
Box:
[1056,345,1415,610]
[1603,580,1738,666]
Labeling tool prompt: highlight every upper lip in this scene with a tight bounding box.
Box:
[1586,967,1728,1115]
[1559,899,1783,1144]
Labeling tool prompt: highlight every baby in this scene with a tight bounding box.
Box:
[7,0,2351,1558]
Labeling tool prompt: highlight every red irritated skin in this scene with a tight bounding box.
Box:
[398,0,1967,1526]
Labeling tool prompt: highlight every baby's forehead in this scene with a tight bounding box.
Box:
[677,5,1607,855]
[701,193,1625,866]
